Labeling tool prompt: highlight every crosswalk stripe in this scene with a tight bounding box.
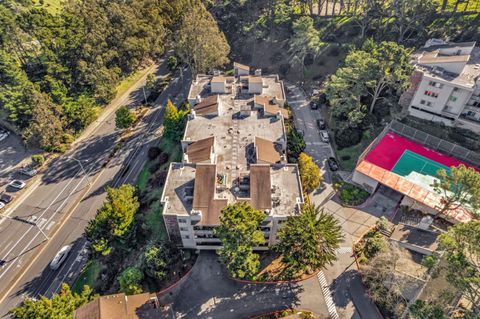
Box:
[317,271,339,319]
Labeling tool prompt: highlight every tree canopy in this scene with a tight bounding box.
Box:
[115,106,137,129]
[118,266,144,295]
[11,284,93,319]
[174,0,230,75]
[86,184,140,256]
[432,165,480,217]
[298,152,322,192]
[275,204,343,275]
[215,202,266,279]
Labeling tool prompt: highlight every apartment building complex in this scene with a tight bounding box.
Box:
[400,39,480,132]
[160,63,304,250]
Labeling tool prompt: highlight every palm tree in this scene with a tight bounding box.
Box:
[275,204,344,276]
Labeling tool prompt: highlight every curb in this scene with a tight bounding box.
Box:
[228,268,320,285]
[249,308,319,319]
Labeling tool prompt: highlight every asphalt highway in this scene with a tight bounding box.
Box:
[0,60,191,317]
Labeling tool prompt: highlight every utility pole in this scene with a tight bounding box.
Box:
[69,157,91,185]
[142,86,148,105]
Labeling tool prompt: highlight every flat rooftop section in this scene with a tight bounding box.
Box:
[188,75,212,101]
[161,163,196,217]
[414,46,480,88]
[261,75,286,101]
[390,224,439,252]
[269,165,303,216]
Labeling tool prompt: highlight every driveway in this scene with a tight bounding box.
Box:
[162,252,330,319]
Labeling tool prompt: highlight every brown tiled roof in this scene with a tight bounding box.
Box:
[211,76,226,83]
[250,165,272,210]
[194,95,218,115]
[249,76,263,84]
[200,198,228,225]
[234,62,250,70]
[73,293,165,319]
[255,136,281,164]
[186,136,214,163]
[264,103,290,119]
[254,95,271,106]
[356,160,473,223]
[193,164,216,211]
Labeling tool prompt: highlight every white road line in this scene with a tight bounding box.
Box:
[317,271,339,319]
[0,169,83,263]
[0,170,88,280]
[0,242,13,257]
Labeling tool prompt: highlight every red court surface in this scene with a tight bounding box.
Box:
[364,132,478,172]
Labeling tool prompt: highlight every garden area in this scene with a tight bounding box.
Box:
[254,309,317,319]
[333,178,370,206]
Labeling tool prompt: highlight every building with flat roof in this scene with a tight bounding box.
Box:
[352,128,476,224]
[161,64,303,250]
[400,39,480,132]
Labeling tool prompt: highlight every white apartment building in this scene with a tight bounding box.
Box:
[400,39,480,132]
[160,63,304,250]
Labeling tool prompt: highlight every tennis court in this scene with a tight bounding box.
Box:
[391,150,450,178]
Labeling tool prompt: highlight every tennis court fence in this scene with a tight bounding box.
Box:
[389,121,480,167]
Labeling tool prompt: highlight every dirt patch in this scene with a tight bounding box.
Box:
[257,251,315,281]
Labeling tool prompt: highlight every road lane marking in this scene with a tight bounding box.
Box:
[0,241,13,257]
[0,169,82,263]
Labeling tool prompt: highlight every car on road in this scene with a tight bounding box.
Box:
[50,245,72,270]
[0,193,13,204]
[19,166,37,177]
[309,101,319,110]
[320,131,329,143]
[316,119,326,130]
[0,130,9,142]
[327,157,339,171]
[0,202,4,210]
[9,180,26,189]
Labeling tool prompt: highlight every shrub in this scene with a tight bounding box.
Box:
[158,152,169,165]
[328,45,340,57]
[167,56,178,71]
[31,154,45,166]
[279,63,290,76]
[115,106,137,129]
[118,267,143,295]
[338,182,370,205]
[151,170,168,187]
[421,254,438,270]
[363,234,386,258]
[376,216,390,232]
[224,69,234,76]
[341,155,351,161]
[61,133,75,145]
[147,147,161,160]
[334,127,362,148]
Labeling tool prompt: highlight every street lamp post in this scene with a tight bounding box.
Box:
[69,157,91,185]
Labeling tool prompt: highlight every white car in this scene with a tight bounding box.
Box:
[320,131,330,143]
[0,132,9,142]
[9,180,26,189]
[19,167,37,177]
[0,202,4,210]
[50,245,72,270]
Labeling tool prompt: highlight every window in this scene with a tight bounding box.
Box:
[424,90,438,98]
[179,227,188,232]
[449,96,458,102]
[428,81,443,89]
[453,87,459,92]
[420,100,432,107]
[182,235,190,239]
[426,101,432,107]
[420,100,426,105]
[178,218,187,223]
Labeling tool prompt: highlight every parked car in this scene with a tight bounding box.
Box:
[19,167,37,177]
[320,131,330,143]
[0,193,13,204]
[316,119,326,130]
[327,157,339,171]
[0,130,9,142]
[50,245,72,270]
[309,101,319,110]
[0,202,4,210]
[9,180,26,189]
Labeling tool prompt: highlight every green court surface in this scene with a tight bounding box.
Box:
[391,150,451,178]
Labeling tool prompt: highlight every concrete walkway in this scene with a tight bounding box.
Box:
[160,252,330,319]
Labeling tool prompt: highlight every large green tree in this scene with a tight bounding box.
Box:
[390,0,437,43]
[439,221,480,314]
[174,0,230,75]
[289,16,324,81]
[142,242,177,281]
[86,184,140,256]
[215,202,266,279]
[432,164,480,217]
[275,205,343,275]
[11,284,93,319]
[163,99,184,141]
[115,106,137,129]
[118,266,144,295]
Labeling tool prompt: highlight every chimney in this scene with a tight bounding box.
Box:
[190,109,196,119]
[255,69,262,76]
[196,95,202,104]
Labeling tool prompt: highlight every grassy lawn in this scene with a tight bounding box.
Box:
[71,259,102,294]
[336,144,363,171]
[115,68,149,98]
[145,200,167,242]
[137,166,151,194]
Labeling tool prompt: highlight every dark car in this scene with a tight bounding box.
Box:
[327,157,339,171]
[0,193,13,204]
[309,101,319,110]
[316,119,326,130]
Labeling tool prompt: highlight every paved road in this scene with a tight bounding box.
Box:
[0,60,190,317]
[162,252,330,319]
